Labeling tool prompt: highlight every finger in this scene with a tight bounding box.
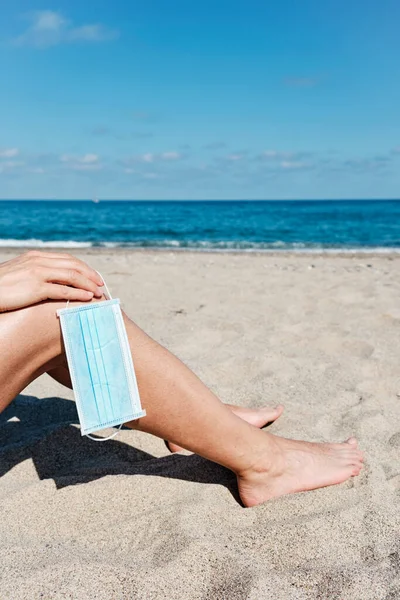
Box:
[41,268,103,297]
[25,251,103,286]
[34,257,103,286]
[42,283,94,303]
[24,250,75,261]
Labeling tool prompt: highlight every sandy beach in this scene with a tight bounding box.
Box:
[1,249,399,600]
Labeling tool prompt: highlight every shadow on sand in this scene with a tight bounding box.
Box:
[0,394,240,501]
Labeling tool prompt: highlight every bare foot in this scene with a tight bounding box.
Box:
[237,434,363,507]
[165,404,284,453]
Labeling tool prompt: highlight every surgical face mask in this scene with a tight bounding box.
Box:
[57,278,146,441]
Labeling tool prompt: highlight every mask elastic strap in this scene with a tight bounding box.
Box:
[86,423,123,441]
[65,270,112,309]
[97,270,113,300]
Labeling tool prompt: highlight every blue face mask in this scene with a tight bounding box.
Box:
[57,280,146,441]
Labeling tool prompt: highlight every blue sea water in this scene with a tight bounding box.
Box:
[0,200,399,252]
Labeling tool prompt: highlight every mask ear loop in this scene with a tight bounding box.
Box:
[96,270,113,300]
[86,423,123,442]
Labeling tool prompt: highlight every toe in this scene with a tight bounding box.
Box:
[345,437,358,447]
[165,440,185,453]
[263,404,284,415]
[352,464,362,476]
[349,451,364,466]
[259,404,284,424]
[273,404,284,417]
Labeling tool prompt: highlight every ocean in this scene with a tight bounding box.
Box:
[0,200,399,252]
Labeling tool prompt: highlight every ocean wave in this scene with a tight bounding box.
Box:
[0,239,93,248]
[0,238,400,253]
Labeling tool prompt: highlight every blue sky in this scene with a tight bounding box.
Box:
[0,0,399,200]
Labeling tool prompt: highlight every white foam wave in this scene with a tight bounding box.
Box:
[0,239,93,248]
[101,242,121,248]
[0,238,399,253]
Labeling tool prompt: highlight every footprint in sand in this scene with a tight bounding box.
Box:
[388,432,400,448]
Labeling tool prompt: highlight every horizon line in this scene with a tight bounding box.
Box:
[1,198,400,203]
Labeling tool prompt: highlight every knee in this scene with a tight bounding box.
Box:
[0,297,107,381]
[1,301,65,364]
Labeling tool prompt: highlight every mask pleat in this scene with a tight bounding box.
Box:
[92,309,115,421]
[78,312,102,423]
[81,310,107,422]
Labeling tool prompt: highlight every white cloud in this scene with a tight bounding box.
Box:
[280,160,311,170]
[124,167,159,178]
[259,150,312,165]
[260,150,298,160]
[81,153,99,164]
[127,151,183,164]
[60,153,102,171]
[226,153,244,162]
[60,153,99,164]
[68,24,118,43]
[13,11,119,48]
[28,167,45,174]
[35,10,66,31]
[0,148,19,158]
[341,158,388,172]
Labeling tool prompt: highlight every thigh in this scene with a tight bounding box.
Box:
[0,301,66,412]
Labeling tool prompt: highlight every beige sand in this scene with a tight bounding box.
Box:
[1,249,399,599]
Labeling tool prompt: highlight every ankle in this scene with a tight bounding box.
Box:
[234,431,281,480]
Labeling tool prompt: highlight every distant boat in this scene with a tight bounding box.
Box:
[92,197,100,204]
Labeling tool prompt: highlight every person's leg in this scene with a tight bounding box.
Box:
[0,300,363,507]
[164,404,284,453]
[0,304,66,410]
[47,365,284,454]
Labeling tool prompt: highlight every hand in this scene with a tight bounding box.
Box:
[0,250,104,312]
